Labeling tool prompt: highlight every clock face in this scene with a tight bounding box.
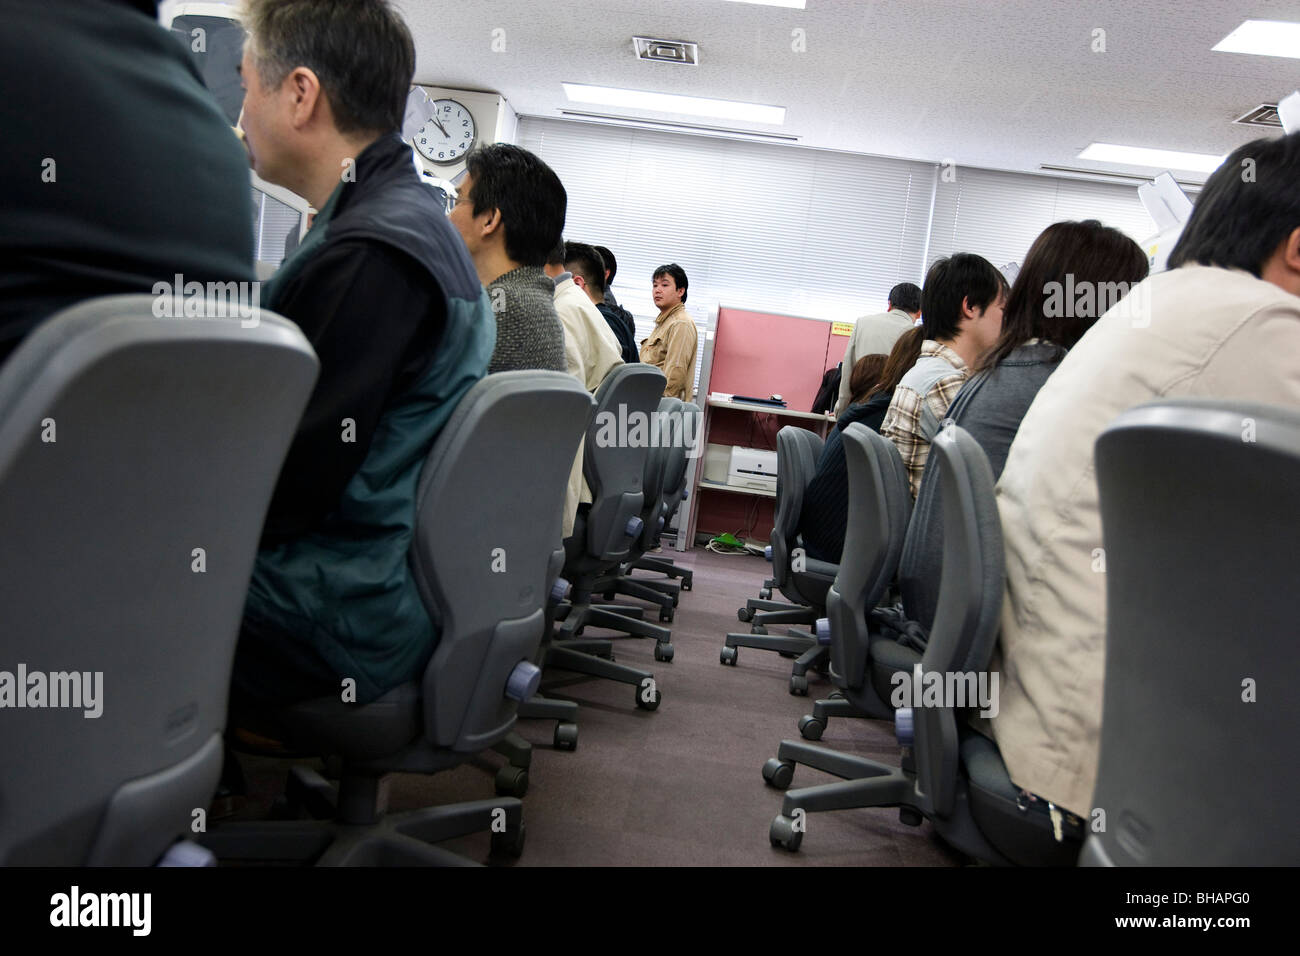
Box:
[414,99,476,165]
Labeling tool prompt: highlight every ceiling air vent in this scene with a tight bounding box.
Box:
[1233,104,1282,128]
[633,36,699,66]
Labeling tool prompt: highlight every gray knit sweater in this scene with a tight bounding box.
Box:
[485,265,566,374]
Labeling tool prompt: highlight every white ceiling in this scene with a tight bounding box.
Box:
[396,0,1300,184]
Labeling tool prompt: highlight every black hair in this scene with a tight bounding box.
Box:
[565,242,606,295]
[887,282,922,314]
[1168,132,1300,277]
[545,238,566,267]
[593,245,617,283]
[463,143,567,267]
[980,220,1148,370]
[653,263,688,304]
[920,253,1003,341]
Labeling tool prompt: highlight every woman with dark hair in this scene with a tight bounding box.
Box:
[798,329,923,563]
[898,219,1149,630]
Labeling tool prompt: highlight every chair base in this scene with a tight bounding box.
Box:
[199,765,524,866]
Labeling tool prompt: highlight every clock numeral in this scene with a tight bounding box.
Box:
[420,137,427,144]
[460,143,467,149]
[463,120,470,126]
[439,151,445,158]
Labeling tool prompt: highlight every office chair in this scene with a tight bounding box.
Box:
[545,365,670,709]
[786,424,914,743]
[202,371,593,865]
[721,426,837,694]
[766,425,1078,865]
[0,295,318,865]
[627,401,700,591]
[595,397,682,624]
[1081,400,1300,866]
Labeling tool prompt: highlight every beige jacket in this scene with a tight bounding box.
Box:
[640,302,698,401]
[836,308,916,414]
[992,265,1300,815]
[554,276,623,537]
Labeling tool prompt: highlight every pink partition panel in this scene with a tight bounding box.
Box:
[710,307,833,413]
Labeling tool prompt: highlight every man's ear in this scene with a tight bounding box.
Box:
[572,274,586,289]
[1284,226,1300,272]
[478,206,503,239]
[287,66,323,130]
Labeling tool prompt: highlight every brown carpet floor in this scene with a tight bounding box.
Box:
[235,547,967,866]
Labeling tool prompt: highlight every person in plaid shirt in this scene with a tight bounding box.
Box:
[881,254,1007,496]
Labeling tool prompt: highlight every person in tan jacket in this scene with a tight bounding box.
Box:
[640,263,698,401]
[991,131,1300,819]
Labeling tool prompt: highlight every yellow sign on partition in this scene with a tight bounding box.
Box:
[831,322,854,337]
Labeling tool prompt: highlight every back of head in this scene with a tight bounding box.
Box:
[848,353,887,405]
[241,0,413,136]
[464,143,567,267]
[545,238,566,269]
[594,245,618,283]
[920,253,1003,341]
[565,242,606,296]
[653,263,689,304]
[887,282,922,315]
[980,219,1149,370]
[868,326,925,398]
[1168,131,1300,276]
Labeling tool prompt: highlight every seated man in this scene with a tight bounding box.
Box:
[544,240,623,536]
[0,0,253,365]
[993,131,1300,820]
[641,263,698,401]
[565,242,639,364]
[880,254,1005,497]
[234,0,495,705]
[835,282,922,414]
[448,143,566,374]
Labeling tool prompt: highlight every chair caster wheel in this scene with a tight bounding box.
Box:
[720,646,738,666]
[789,674,809,696]
[681,578,692,591]
[770,814,803,852]
[490,821,526,858]
[494,765,528,798]
[604,591,616,601]
[575,626,586,636]
[659,607,674,623]
[635,681,662,711]
[553,722,578,751]
[750,624,768,635]
[761,758,795,790]
[798,715,825,740]
[899,806,923,827]
[654,643,674,662]
[671,595,679,607]
[759,588,771,600]
[737,607,753,622]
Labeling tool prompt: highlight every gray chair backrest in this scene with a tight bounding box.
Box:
[632,397,680,551]
[0,295,318,865]
[580,364,666,561]
[1082,399,1300,866]
[414,371,593,751]
[912,425,1004,818]
[770,425,814,588]
[413,369,592,749]
[828,424,914,689]
[656,399,690,522]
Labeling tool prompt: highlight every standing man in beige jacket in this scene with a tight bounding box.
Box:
[992,131,1300,822]
[641,263,698,402]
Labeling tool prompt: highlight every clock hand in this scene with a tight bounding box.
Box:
[430,112,449,137]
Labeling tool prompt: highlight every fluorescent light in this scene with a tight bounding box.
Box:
[1078,143,1226,174]
[724,0,807,7]
[562,83,785,124]
[1213,20,1300,59]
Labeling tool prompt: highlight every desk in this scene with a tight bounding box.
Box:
[680,397,835,548]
